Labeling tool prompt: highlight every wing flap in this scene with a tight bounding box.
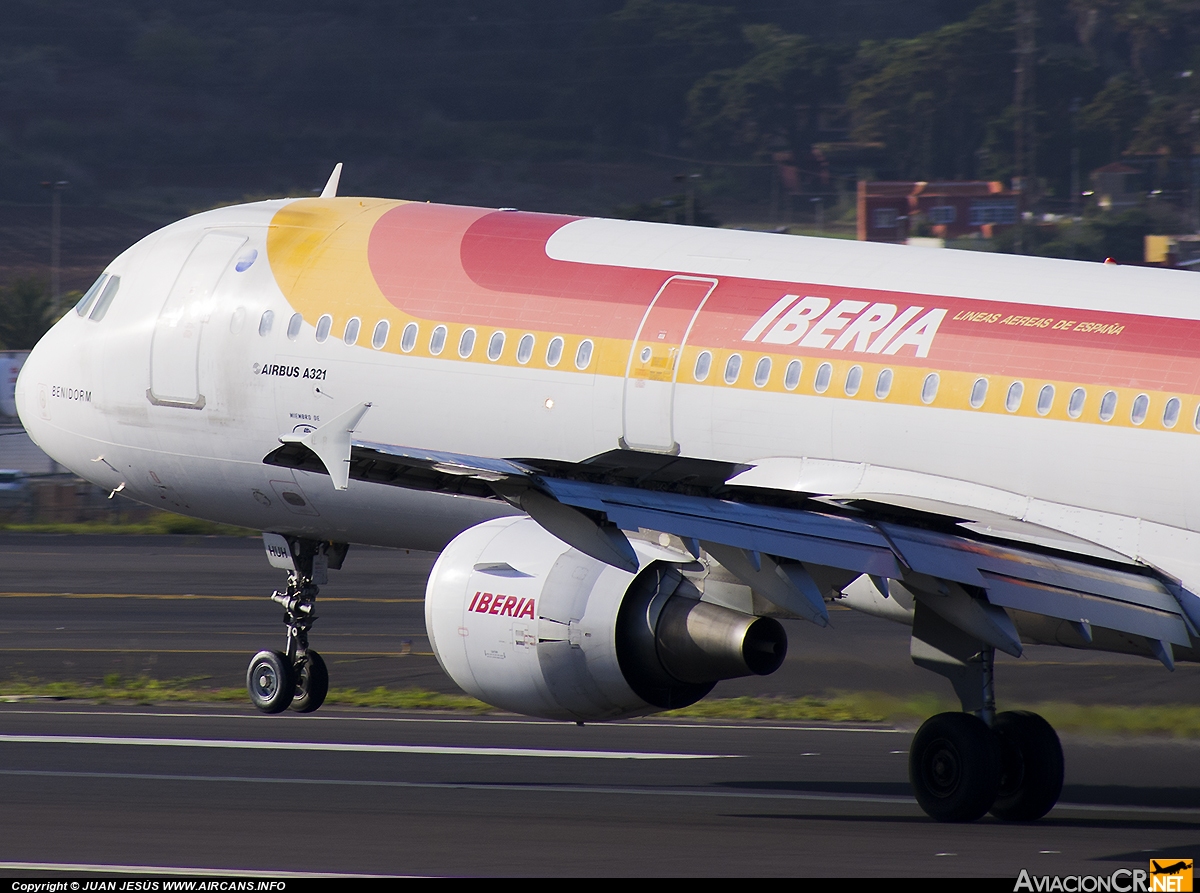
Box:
[982,572,1193,648]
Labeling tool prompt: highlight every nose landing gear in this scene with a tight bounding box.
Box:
[248,534,346,715]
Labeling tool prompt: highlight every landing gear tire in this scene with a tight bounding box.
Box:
[909,712,1001,822]
[290,650,329,714]
[989,710,1064,822]
[247,650,296,714]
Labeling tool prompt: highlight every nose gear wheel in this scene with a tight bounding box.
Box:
[291,650,329,713]
[246,650,295,714]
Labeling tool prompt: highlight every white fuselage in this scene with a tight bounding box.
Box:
[15,197,1200,591]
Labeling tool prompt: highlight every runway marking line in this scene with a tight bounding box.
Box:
[0,707,907,733]
[0,767,910,804]
[0,861,400,878]
[0,592,423,603]
[0,733,732,760]
[0,648,435,656]
[2,769,1197,818]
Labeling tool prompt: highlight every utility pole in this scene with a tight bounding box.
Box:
[1191,109,1200,233]
[1069,97,1081,219]
[1013,0,1036,253]
[40,180,68,313]
[675,172,700,226]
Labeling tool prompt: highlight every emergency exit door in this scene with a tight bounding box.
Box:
[621,275,717,453]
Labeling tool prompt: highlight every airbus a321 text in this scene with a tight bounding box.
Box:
[19,165,1200,822]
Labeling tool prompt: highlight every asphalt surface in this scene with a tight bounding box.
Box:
[0,534,1197,877]
[0,705,1196,877]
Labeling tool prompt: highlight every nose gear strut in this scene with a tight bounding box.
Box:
[247,534,347,714]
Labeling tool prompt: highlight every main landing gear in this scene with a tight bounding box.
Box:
[247,534,347,715]
[907,601,1064,822]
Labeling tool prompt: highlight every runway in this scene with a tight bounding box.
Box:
[0,533,1198,877]
[0,704,1197,877]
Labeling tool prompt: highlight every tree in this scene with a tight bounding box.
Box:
[848,0,1018,181]
[0,278,58,350]
[588,1,748,151]
[685,25,845,161]
[1076,75,1148,160]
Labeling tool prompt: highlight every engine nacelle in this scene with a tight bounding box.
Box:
[426,516,787,721]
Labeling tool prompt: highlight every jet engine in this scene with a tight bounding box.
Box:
[426,516,787,721]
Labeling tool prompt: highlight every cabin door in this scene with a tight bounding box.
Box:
[148,231,246,409]
[621,275,717,453]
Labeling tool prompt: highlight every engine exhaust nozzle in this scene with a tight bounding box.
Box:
[655,597,787,684]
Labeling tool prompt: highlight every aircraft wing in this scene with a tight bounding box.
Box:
[264,436,1200,663]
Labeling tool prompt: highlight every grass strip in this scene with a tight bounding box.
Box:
[0,515,255,536]
[667,693,1200,737]
[1,678,1198,735]
[0,676,491,711]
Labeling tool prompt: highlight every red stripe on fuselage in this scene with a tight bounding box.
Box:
[365,203,1200,392]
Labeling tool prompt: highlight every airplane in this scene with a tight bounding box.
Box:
[1151,861,1192,876]
[15,163,1200,825]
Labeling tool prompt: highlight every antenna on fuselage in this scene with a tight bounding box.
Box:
[320,163,343,199]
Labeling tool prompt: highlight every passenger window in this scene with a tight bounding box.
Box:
[1130,394,1149,425]
[921,373,939,404]
[517,334,534,364]
[1036,384,1054,416]
[875,368,893,399]
[575,339,593,369]
[488,331,505,361]
[694,350,712,382]
[315,314,332,343]
[1099,390,1117,421]
[1005,381,1024,412]
[458,328,476,358]
[784,360,802,391]
[287,312,303,340]
[76,274,108,316]
[724,354,742,384]
[814,362,832,393]
[258,310,275,337]
[430,325,447,355]
[970,378,988,409]
[229,307,245,334]
[1163,397,1181,428]
[343,317,361,345]
[371,320,389,350]
[400,322,418,352]
[546,336,564,367]
[754,357,771,388]
[1067,387,1085,419]
[845,365,862,397]
[88,275,121,322]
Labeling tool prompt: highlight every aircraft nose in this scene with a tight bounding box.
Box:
[16,330,52,435]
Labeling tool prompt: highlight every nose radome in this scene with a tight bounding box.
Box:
[15,320,71,453]
[16,333,49,436]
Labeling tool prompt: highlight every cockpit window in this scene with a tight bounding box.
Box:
[88,275,121,322]
[76,274,108,316]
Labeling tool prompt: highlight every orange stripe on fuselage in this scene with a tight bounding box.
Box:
[269,199,1200,396]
